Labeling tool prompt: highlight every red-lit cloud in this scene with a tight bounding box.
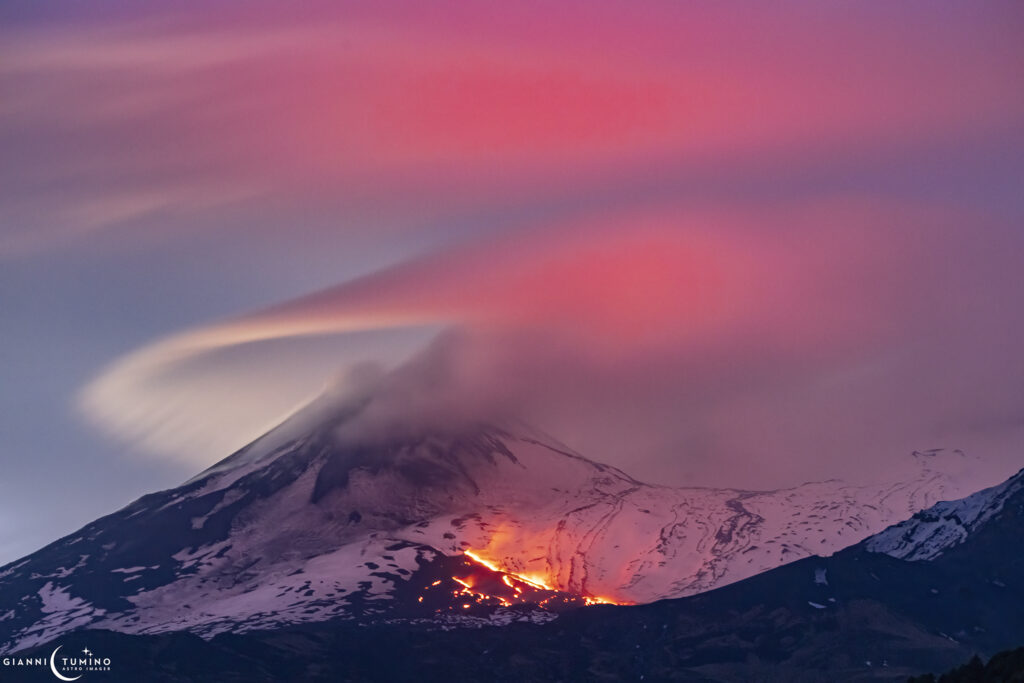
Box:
[2,1,1020,490]
[78,198,1024,493]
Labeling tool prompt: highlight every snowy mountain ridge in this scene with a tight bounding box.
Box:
[865,466,1024,561]
[0,386,987,655]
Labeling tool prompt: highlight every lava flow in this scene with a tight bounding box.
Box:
[407,548,623,617]
[462,549,621,606]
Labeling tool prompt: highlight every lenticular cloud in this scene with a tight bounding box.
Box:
[78,210,1024,490]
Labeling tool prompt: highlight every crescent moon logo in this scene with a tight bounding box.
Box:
[49,646,82,682]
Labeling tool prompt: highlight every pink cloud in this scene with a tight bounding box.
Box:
[0,1,1017,493]
[3,2,1021,254]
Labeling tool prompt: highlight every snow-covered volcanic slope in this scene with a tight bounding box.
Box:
[0,387,982,654]
[866,466,1024,561]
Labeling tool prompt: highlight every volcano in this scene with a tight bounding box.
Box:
[0,382,982,655]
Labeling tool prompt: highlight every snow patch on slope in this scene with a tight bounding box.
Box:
[5,583,106,653]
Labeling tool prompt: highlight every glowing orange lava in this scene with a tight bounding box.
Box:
[461,549,625,607]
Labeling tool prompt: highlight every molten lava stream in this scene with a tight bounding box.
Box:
[458,549,624,608]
